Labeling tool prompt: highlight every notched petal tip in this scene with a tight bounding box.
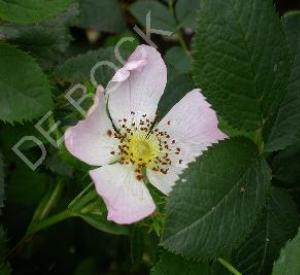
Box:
[110,44,165,84]
[111,68,131,82]
[106,44,167,130]
[111,45,151,83]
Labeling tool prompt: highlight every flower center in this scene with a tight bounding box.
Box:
[108,114,182,181]
[118,131,161,179]
[127,133,159,164]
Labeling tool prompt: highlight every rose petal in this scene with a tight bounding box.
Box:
[90,163,156,224]
[147,168,179,195]
[64,88,119,166]
[147,89,227,195]
[107,45,167,131]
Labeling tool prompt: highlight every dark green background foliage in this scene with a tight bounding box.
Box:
[0,0,300,274]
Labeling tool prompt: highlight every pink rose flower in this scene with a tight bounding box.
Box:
[65,45,226,224]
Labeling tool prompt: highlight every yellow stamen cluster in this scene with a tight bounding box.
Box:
[108,112,182,181]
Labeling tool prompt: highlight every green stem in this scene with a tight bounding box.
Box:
[217,258,242,275]
[28,209,72,234]
[168,0,175,18]
[36,182,63,221]
[168,0,191,57]
[254,127,264,154]
[27,182,64,235]
[176,27,191,57]
[68,182,93,209]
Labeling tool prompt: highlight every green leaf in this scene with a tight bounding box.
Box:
[0,6,77,67]
[151,251,211,275]
[0,0,73,24]
[272,227,300,275]
[103,32,139,50]
[165,46,192,75]
[232,187,299,275]
[0,153,4,213]
[54,47,130,85]
[0,123,48,151]
[175,0,200,29]
[76,0,126,33]
[266,12,300,151]
[218,117,255,141]
[0,43,53,124]
[129,0,176,32]
[157,47,194,119]
[272,143,300,186]
[158,74,194,119]
[193,0,291,131]
[45,152,73,177]
[162,138,271,259]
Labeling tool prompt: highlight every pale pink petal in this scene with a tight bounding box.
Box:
[147,89,227,195]
[64,88,119,166]
[106,45,167,131]
[147,168,179,195]
[89,164,156,224]
[111,68,130,82]
[111,60,147,82]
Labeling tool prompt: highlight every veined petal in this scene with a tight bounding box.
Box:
[107,45,167,131]
[148,89,227,195]
[64,87,119,166]
[90,163,156,224]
